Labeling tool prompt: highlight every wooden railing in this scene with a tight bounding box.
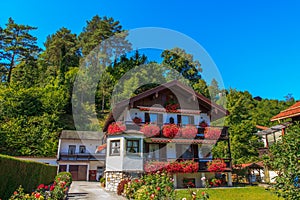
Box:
[124,121,229,140]
[144,158,232,172]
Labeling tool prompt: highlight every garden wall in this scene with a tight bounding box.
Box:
[0,154,57,200]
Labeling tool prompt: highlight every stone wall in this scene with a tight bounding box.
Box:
[105,171,128,192]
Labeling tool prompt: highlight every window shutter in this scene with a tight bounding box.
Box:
[190,116,195,125]
[177,115,181,125]
[159,143,167,161]
[158,114,163,125]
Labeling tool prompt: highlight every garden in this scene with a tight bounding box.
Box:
[9,172,72,200]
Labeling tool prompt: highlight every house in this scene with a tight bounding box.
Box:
[256,101,300,183]
[14,156,58,166]
[102,80,232,192]
[57,130,106,181]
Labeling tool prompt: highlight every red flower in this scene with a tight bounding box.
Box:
[37,184,44,190]
[13,191,18,195]
[162,124,180,138]
[50,185,55,191]
[202,192,205,196]
[156,186,161,191]
[204,127,222,140]
[150,194,155,199]
[108,121,126,135]
[140,124,160,137]
[45,185,48,190]
[181,125,197,138]
[207,159,227,172]
[35,193,41,198]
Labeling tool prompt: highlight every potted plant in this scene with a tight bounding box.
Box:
[162,124,180,138]
[181,125,198,138]
[133,116,142,124]
[199,120,208,128]
[140,124,160,137]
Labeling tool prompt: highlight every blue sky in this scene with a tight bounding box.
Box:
[1,0,299,100]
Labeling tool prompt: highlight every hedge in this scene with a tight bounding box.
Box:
[0,154,57,200]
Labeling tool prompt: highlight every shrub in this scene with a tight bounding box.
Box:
[0,154,57,200]
[117,179,130,196]
[124,172,174,200]
[9,172,72,200]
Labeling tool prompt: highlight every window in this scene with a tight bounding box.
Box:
[181,115,194,125]
[79,145,86,154]
[68,145,76,154]
[150,113,158,123]
[148,144,160,160]
[110,140,120,156]
[126,139,140,154]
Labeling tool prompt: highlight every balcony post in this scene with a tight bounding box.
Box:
[227,172,233,186]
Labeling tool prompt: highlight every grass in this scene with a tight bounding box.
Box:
[174,186,282,200]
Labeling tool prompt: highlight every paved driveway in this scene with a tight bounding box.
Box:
[68,181,125,200]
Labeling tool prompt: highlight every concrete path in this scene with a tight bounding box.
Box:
[68,181,125,200]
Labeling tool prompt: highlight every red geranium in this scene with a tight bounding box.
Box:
[108,121,126,135]
[204,127,222,140]
[162,124,180,138]
[144,160,198,173]
[181,125,197,138]
[207,159,227,172]
[140,124,160,137]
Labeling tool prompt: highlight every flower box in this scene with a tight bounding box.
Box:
[162,124,180,138]
[181,125,198,138]
[204,127,222,140]
[144,160,199,173]
[207,159,226,172]
[107,121,126,135]
[140,124,160,137]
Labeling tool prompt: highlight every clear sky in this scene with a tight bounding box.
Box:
[1,0,299,100]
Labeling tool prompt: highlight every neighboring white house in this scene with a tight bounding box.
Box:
[15,156,58,166]
[57,130,106,181]
[102,81,232,192]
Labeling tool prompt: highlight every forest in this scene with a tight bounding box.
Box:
[0,15,295,163]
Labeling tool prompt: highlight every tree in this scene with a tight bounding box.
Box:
[78,15,130,57]
[41,27,80,84]
[208,78,220,102]
[161,47,202,85]
[266,124,300,200]
[0,18,40,83]
[193,79,210,98]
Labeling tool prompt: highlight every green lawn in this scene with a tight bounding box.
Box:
[175,186,282,200]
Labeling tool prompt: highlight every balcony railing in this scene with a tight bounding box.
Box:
[144,158,232,172]
[59,153,105,161]
[124,121,229,140]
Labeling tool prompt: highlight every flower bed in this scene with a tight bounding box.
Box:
[10,172,72,200]
[108,121,126,135]
[144,160,199,174]
[181,125,198,138]
[140,124,160,137]
[162,124,180,138]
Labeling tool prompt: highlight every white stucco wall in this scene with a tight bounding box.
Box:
[59,139,101,154]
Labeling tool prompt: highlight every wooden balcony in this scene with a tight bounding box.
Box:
[59,153,106,161]
[125,121,229,140]
[144,158,232,172]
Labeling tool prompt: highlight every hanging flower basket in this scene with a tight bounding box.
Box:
[140,124,160,137]
[107,121,126,135]
[181,125,198,139]
[162,124,180,138]
[204,127,222,140]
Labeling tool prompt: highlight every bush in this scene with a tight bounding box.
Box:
[9,172,72,200]
[124,171,174,200]
[0,154,57,200]
[117,179,130,196]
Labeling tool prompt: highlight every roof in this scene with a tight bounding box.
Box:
[60,130,103,140]
[234,161,264,169]
[103,80,229,132]
[271,101,300,121]
[256,122,291,135]
[95,143,107,153]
